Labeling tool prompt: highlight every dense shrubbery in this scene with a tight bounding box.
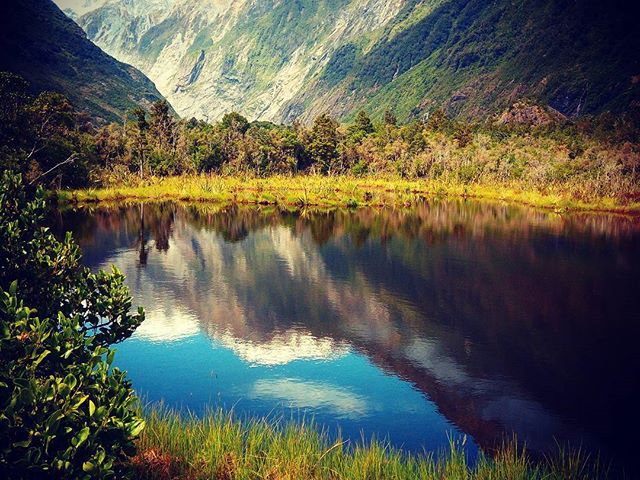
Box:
[0,172,145,477]
[1,71,639,203]
[87,103,639,199]
[0,73,96,188]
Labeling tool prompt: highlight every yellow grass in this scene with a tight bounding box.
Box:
[59,174,640,214]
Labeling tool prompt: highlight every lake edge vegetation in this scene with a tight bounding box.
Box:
[60,174,640,214]
[132,405,607,480]
[1,71,639,215]
[0,172,145,478]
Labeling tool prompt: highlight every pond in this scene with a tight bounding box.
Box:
[53,200,640,471]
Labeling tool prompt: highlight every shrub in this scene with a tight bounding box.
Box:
[0,172,145,478]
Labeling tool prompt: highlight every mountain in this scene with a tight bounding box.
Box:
[0,0,169,124]
[56,0,639,124]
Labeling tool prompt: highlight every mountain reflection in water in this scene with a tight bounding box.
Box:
[54,200,640,470]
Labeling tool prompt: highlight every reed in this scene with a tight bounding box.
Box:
[60,174,640,214]
[131,405,606,480]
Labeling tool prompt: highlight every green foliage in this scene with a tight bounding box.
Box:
[221,112,250,135]
[0,172,145,477]
[0,173,143,345]
[322,43,358,87]
[308,114,340,174]
[0,72,92,188]
[346,110,375,145]
[320,0,639,123]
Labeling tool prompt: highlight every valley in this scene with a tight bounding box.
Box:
[56,0,640,123]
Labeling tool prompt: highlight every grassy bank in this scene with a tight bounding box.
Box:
[59,174,640,214]
[132,407,604,480]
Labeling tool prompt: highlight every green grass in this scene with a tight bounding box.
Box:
[131,405,605,480]
[59,174,640,214]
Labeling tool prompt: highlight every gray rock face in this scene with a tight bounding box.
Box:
[56,0,640,123]
[57,0,406,122]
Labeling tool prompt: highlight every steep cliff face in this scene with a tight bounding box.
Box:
[59,0,407,121]
[0,0,169,124]
[57,0,640,123]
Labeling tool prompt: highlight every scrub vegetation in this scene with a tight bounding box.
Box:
[0,173,145,478]
[2,71,638,213]
[63,174,640,214]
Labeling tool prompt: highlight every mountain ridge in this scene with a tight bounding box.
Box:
[0,0,170,124]
[56,0,640,124]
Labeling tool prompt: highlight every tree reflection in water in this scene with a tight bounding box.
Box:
[55,200,640,470]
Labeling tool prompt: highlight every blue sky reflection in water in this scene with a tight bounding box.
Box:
[55,200,640,470]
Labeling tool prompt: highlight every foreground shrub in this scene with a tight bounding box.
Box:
[0,172,145,478]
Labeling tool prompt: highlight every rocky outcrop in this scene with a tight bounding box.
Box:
[496,102,567,127]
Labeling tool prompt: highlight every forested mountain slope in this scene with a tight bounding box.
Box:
[0,0,169,123]
[304,0,640,123]
[56,0,639,123]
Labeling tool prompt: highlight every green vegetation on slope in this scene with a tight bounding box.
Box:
[0,0,169,124]
[306,0,640,123]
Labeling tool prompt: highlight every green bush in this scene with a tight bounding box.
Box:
[0,172,145,478]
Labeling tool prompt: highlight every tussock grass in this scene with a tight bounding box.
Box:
[60,174,640,214]
[132,405,607,480]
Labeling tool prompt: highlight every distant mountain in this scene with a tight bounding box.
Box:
[57,0,639,124]
[0,0,170,124]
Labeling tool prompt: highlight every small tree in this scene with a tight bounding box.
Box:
[354,110,374,135]
[149,101,176,153]
[347,110,375,145]
[131,107,148,178]
[384,108,397,127]
[308,114,340,174]
[0,172,145,477]
[221,112,250,135]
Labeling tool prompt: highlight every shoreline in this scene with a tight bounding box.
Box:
[59,175,640,216]
[132,406,605,480]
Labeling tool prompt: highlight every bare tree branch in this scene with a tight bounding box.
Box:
[29,153,78,186]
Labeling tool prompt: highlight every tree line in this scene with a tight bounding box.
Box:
[1,71,639,192]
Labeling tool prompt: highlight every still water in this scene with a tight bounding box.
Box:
[54,200,640,470]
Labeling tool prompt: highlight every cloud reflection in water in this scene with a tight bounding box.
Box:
[251,379,370,418]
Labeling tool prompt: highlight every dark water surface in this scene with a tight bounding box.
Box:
[54,200,640,471]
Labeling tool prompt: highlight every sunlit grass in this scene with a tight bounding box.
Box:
[60,174,640,214]
[131,405,606,480]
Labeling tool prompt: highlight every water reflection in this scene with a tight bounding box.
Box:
[251,379,370,419]
[55,200,640,470]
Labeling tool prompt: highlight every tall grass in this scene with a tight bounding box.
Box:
[60,174,640,214]
[132,405,607,480]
